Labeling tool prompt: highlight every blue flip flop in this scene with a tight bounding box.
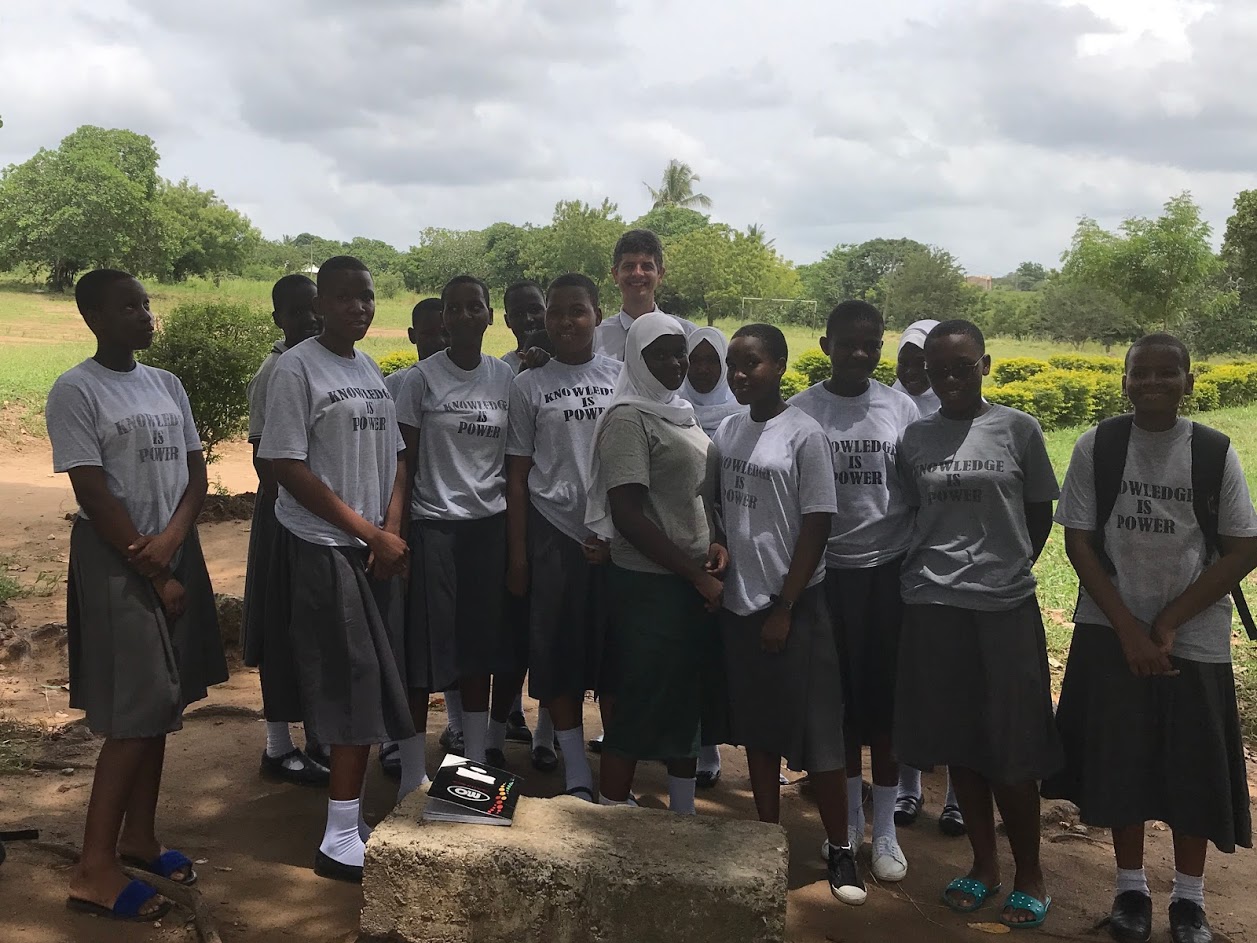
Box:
[67,879,172,922]
[120,848,198,886]
[942,876,1003,913]
[1000,891,1052,929]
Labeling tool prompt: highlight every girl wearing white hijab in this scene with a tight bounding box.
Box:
[681,327,746,438]
[586,313,726,814]
[892,319,942,417]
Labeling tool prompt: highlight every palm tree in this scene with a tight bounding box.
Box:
[644,159,712,210]
[745,223,775,248]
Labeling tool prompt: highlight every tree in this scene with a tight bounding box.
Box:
[881,247,972,328]
[975,287,1045,339]
[665,225,800,324]
[401,228,489,292]
[1038,278,1141,351]
[1062,192,1221,331]
[0,125,159,290]
[482,222,534,288]
[745,223,775,248]
[643,159,712,210]
[151,178,259,281]
[798,237,929,310]
[1009,261,1049,291]
[630,205,710,240]
[345,237,402,276]
[520,199,623,301]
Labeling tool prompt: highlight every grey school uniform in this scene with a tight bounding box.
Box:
[257,338,414,744]
[506,355,619,701]
[1043,420,1257,851]
[241,339,286,667]
[714,407,845,773]
[46,359,227,738]
[894,404,1063,784]
[396,351,516,690]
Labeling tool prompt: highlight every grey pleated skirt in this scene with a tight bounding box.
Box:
[894,598,1063,784]
[241,489,279,667]
[1042,624,1252,853]
[526,506,607,702]
[406,513,512,693]
[67,518,227,738]
[260,527,414,745]
[719,582,845,774]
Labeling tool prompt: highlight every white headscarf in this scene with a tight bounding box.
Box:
[585,312,696,538]
[897,318,940,353]
[680,327,745,438]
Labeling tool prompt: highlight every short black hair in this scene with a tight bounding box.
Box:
[441,274,490,306]
[732,322,788,362]
[75,269,135,314]
[1126,332,1191,372]
[411,297,443,326]
[613,229,664,269]
[925,319,986,355]
[317,255,370,291]
[272,273,315,312]
[825,299,884,337]
[522,328,554,355]
[547,272,599,307]
[503,280,544,309]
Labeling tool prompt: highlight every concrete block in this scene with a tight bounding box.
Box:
[361,792,788,943]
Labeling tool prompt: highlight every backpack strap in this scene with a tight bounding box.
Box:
[1091,414,1135,574]
[1190,423,1257,640]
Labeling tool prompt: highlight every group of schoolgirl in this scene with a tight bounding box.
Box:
[46,241,1256,942]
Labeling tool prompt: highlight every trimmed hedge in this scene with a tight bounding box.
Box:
[992,358,1050,385]
[780,369,809,399]
[1047,354,1122,374]
[379,350,418,376]
[790,348,898,389]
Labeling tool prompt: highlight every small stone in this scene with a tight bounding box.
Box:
[61,768,75,776]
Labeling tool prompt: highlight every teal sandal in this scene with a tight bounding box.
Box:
[999,891,1052,929]
[942,876,1002,913]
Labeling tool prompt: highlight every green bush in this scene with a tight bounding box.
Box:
[378,350,418,376]
[985,379,1066,428]
[792,349,830,387]
[992,358,1050,385]
[1079,370,1127,422]
[1201,363,1257,407]
[1039,371,1095,428]
[142,301,276,461]
[780,369,810,399]
[374,271,406,300]
[1047,354,1122,374]
[873,360,897,386]
[1185,377,1221,414]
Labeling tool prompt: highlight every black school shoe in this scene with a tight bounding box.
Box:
[506,711,532,744]
[485,748,508,770]
[1108,891,1152,943]
[438,726,465,756]
[314,850,362,884]
[531,745,559,773]
[260,749,331,787]
[1168,900,1212,943]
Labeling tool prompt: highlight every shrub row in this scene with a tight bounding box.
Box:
[791,349,896,390]
[378,350,418,376]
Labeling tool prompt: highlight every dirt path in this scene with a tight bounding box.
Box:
[1,442,1254,942]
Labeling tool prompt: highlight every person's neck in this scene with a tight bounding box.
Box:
[940,399,990,422]
[448,344,481,371]
[620,297,656,318]
[824,376,870,398]
[750,396,788,423]
[282,333,305,350]
[557,346,594,366]
[93,343,136,372]
[317,333,355,358]
[1133,409,1179,433]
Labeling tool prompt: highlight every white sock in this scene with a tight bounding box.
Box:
[872,784,899,841]
[698,744,721,775]
[555,726,593,794]
[511,692,523,715]
[898,766,922,799]
[1116,867,1150,897]
[319,798,365,867]
[668,775,697,815]
[487,718,507,754]
[463,711,488,763]
[533,708,555,749]
[1171,871,1205,907]
[357,769,371,843]
[265,722,295,759]
[945,770,958,808]
[445,689,463,735]
[847,776,865,838]
[397,735,428,800]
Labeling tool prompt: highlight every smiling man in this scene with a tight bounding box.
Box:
[594,229,698,362]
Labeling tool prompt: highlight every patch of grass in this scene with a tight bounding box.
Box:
[0,717,44,774]
[0,571,20,605]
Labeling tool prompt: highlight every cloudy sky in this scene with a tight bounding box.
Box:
[3,0,1256,275]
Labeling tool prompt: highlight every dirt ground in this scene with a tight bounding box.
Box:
[1,442,1255,943]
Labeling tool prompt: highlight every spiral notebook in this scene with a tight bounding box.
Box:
[422,754,522,826]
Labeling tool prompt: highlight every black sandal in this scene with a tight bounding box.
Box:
[314,850,363,883]
[939,803,966,836]
[378,741,402,779]
[894,793,922,826]
[261,748,330,787]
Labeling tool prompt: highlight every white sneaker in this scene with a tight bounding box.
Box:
[871,835,908,882]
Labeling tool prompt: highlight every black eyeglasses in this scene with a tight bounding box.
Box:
[925,361,982,381]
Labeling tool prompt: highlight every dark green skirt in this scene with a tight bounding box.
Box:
[602,565,724,760]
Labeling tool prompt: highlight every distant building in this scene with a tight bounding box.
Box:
[965,275,994,291]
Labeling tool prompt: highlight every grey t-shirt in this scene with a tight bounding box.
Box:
[383,364,416,401]
[46,359,202,537]
[258,338,403,547]
[1055,419,1257,663]
[898,404,1060,611]
[594,309,698,361]
[247,340,287,443]
[396,351,514,521]
[502,349,523,374]
[506,355,620,542]
[892,379,941,419]
[789,380,919,569]
[713,407,838,616]
[596,406,716,574]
